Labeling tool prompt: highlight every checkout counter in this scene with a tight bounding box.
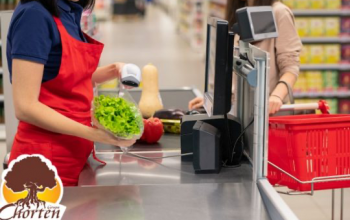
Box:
[0,6,298,220]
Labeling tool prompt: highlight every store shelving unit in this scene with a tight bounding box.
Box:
[292,9,350,16]
[292,2,350,114]
[177,0,207,53]
[208,0,226,19]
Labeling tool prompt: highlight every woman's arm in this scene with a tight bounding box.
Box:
[91,63,124,85]
[270,4,302,114]
[12,59,135,147]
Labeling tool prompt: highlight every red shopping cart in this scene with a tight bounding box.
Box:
[268,100,350,192]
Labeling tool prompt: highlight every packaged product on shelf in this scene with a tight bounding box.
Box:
[293,72,307,92]
[324,44,341,64]
[325,0,341,9]
[322,71,339,91]
[282,0,294,9]
[324,17,340,37]
[295,0,310,9]
[341,18,350,35]
[343,0,350,8]
[309,18,324,37]
[306,71,323,92]
[309,45,324,64]
[339,72,350,89]
[338,99,350,114]
[324,99,338,114]
[300,45,310,64]
[341,45,350,61]
[310,0,325,9]
[295,18,309,37]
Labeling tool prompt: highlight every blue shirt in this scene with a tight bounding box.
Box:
[7,0,87,82]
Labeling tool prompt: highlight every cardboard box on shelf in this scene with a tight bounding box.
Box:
[324,99,338,114]
[322,71,339,91]
[324,44,341,64]
[295,18,309,37]
[300,45,310,64]
[325,0,341,9]
[341,18,350,35]
[309,18,324,37]
[294,72,308,92]
[309,45,324,64]
[341,45,350,61]
[339,99,350,114]
[343,0,350,8]
[324,17,340,37]
[306,71,323,92]
[295,0,310,9]
[339,72,350,89]
[283,0,294,9]
[310,0,325,9]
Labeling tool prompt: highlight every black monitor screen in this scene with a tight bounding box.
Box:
[251,11,276,34]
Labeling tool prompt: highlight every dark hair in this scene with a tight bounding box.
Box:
[226,0,277,28]
[20,0,95,17]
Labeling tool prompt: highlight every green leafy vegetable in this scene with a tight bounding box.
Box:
[94,95,143,139]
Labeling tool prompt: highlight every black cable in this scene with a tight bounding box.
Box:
[230,118,254,163]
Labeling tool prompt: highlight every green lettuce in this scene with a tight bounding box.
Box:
[94,95,143,139]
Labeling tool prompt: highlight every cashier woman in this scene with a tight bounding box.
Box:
[189,0,302,115]
[7,0,136,186]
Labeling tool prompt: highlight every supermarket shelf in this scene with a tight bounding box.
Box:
[301,37,350,44]
[209,11,225,19]
[292,9,350,16]
[294,91,350,98]
[300,64,350,71]
[209,0,226,6]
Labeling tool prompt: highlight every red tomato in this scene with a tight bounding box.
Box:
[140,117,164,144]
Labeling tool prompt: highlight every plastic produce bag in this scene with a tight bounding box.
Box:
[92,80,144,140]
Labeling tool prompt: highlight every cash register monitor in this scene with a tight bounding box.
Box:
[203,18,233,117]
[234,6,278,42]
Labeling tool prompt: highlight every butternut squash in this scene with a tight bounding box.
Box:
[138,64,163,118]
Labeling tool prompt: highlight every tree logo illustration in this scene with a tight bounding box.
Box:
[0,155,66,220]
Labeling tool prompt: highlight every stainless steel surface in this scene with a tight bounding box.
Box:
[81,136,253,186]
[62,182,271,220]
[75,133,274,220]
[257,179,299,220]
[1,11,18,152]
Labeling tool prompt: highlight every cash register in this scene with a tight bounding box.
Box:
[181,6,278,174]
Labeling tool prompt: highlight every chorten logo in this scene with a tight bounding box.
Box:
[0,155,66,220]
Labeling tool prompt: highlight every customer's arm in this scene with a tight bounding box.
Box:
[270,5,302,114]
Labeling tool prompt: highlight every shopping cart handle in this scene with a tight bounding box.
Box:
[279,100,330,114]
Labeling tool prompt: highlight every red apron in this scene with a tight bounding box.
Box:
[9,17,104,186]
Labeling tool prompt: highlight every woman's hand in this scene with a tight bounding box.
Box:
[92,62,125,85]
[269,95,283,115]
[88,128,136,148]
[188,97,204,110]
[114,62,125,79]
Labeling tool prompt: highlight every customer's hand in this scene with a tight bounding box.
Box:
[114,62,125,79]
[188,97,204,110]
[269,95,283,115]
